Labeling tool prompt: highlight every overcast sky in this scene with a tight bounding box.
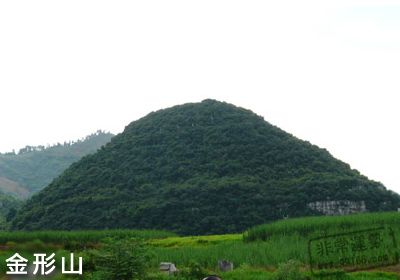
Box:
[1,0,399,193]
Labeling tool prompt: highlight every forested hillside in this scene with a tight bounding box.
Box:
[0,192,21,229]
[12,100,400,234]
[0,131,113,197]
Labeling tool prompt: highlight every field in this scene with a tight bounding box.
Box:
[1,212,400,279]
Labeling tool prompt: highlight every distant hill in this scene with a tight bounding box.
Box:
[12,100,400,234]
[0,176,30,199]
[0,131,114,198]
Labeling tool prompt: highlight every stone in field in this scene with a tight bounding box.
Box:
[218,260,233,272]
[159,262,178,275]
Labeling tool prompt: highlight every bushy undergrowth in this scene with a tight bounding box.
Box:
[272,260,306,280]
[89,238,151,280]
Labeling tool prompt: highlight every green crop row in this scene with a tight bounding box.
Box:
[0,229,175,245]
[244,212,400,241]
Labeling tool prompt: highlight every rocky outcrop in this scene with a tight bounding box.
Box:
[307,200,366,215]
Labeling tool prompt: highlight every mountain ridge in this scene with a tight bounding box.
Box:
[0,131,114,197]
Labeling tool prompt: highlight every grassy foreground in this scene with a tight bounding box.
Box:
[0,212,400,279]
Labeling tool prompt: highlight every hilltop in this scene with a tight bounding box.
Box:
[12,100,400,234]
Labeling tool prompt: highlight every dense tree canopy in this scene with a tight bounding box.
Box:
[12,100,400,234]
[0,192,22,229]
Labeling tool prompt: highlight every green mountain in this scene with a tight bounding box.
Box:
[0,131,114,198]
[12,100,400,234]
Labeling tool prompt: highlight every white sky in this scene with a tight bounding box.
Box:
[1,0,399,193]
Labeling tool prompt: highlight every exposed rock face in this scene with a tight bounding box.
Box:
[307,200,366,215]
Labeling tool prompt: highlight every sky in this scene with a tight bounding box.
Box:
[1,0,400,193]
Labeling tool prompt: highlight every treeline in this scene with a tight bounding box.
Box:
[0,131,114,195]
[1,130,112,155]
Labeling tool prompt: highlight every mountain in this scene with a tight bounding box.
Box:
[0,131,114,198]
[12,100,400,234]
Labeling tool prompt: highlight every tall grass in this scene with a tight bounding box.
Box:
[1,212,399,274]
[149,212,400,270]
[151,234,307,269]
[244,212,400,242]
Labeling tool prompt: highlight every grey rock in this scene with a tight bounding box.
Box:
[218,260,233,272]
[307,200,366,215]
[159,262,178,275]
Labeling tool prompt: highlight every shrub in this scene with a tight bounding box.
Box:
[178,261,208,280]
[92,238,151,280]
[272,260,306,280]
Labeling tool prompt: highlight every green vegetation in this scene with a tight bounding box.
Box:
[12,100,400,234]
[147,213,400,270]
[0,229,175,245]
[88,238,151,280]
[150,234,306,269]
[148,213,400,279]
[245,211,400,241]
[0,130,113,197]
[0,192,22,230]
[2,213,400,279]
[149,234,241,247]
[272,260,306,280]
